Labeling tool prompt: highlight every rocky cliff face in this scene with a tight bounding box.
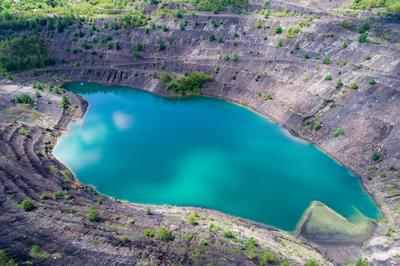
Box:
[5,0,400,264]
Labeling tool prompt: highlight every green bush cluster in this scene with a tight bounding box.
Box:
[0,35,54,72]
[160,71,213,95]
[181,0,248,13]
[186,212,198,225]
[144,228,155,237]
[59,96,70,109]
[286,17,313,39]
[351,0,400,13]
[156,227,174,241]
[15,94,34,104]
[119,11,149,29]
[331,128,345,138]
[20,199,35,211]
[87,206,100,222]
[0,250,17,266]
[371,151,381,161]
[223,230,235,239]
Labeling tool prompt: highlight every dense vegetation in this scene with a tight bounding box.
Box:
[0,250,17,266]
[180,0,248,13]
[0,35,54,72]
[351,0,400,12]
[160,71,214,95]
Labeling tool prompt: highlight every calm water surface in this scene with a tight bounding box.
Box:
[54,82,379,231]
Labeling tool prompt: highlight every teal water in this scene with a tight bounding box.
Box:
[54,82,379,231]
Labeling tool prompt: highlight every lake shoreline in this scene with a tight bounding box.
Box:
[0,80,335,265]
[1,78,380,265]
[55,82,379,231]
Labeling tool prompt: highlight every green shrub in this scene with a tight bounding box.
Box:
[232,54,239,62]
[341,20,353,29]
[286,26,300,39]
[208,222,221,233]
[322,57,331,65]
[273,25,283,34]
[208,34,216,42]
[163,71,213,95]
[336,79,343,89]
[144,228,155,237]
[259,92,273,101]
[131,43,145,59]
[30,245,50,259]
[156,227,174,241]
[324,75,332,81]
[312,121,322,131]
[145,207,153,215]
[304,259,319,266]
[231,70,238,80]
[193,0,248,13]
[359,33,369,43]
[354,258,369,266]
[357,22,370,34]
[15,94,34,104]
[187,212,198,225]
[349,82,358,90]
[260,250,279,265]
[120,11,148,29]
[160,72,172,84]
[331,128,345,138]
[303,53,310,59]
[20,199,35,211]
[371,152,381,162]
[368,79,377,85]
[276,40,283,48]
[0,35,54,72]
[87,206,100,222]
[244,237,258,259]
[59,96,70,109]
[0,250,17,266]
[160,24,169,32]
[40,194,48,200]
[120,235,129,243]
[223,230,235,239]
[53,190,64,199]
[157,40,166,51]
[18,127,28,136]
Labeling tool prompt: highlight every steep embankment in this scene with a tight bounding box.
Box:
[4,0,400,264]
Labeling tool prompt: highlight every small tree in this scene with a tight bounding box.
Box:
[144,228,154,237]
[15,94,34,104]
[273,25,283,34]
[59,96,70,109]
[87,206,99,222]
[20,199,35,211]
[349,82,358,90]
[156,227,174,241]
[186,212,198,225]
[371,152,381,162]
[359,33,368,43]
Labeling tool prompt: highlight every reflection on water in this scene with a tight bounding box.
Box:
[54,82,380,231]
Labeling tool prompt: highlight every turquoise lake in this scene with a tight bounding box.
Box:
[54,82,379,231]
